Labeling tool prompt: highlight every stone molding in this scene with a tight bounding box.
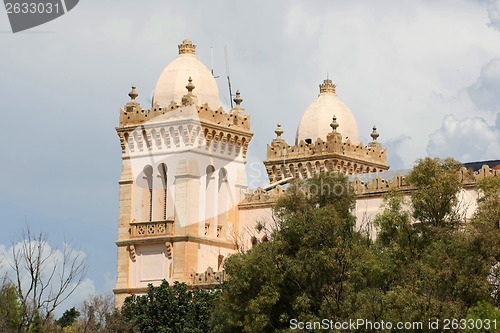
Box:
[264,129,389,183]
[242,165,500,204]
[190,266,226,286]
[116,235,237,250]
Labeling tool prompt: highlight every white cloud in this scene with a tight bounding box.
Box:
[487,0,500,30]
[467,58,500,112]
[427,114,500,162]
[384,135,412,170]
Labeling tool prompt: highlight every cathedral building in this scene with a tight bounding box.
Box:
[113,39,499,306]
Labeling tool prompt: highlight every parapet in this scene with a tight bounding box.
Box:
[118,82,251,132]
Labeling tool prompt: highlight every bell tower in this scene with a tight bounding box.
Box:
[113,40,253,307]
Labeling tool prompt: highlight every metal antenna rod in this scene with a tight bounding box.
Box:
[211,47,214,76]
[210,46,219,79]
[224,45,234,109]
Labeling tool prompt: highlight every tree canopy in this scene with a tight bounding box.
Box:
[121,280,220,333]
[211,158,500,332]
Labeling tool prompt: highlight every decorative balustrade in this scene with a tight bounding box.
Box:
[129,220,174,238]
[190,267,226,285]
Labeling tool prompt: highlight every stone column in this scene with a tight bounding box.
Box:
[172,158,200,282]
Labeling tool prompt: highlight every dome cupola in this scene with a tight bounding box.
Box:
[152,39,220,109]
[295,79,359,144]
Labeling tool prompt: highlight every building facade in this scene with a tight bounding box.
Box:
[113,39,499,306]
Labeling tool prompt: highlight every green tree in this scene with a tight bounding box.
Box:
[121,280,220,333]
[0,277,22,333]
[406,157,463,228]
[469,175,500,306]
[211,173,373,332]
[29,309,44,333]
[371,158,499,323]
[465,301,500,332]
[211,158,500,332]
[56,307,80,328]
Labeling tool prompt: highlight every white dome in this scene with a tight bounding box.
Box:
[152,40,220,109]
[295,79,359,145]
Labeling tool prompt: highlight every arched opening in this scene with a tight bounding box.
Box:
[315,161,321,175]
[289,164,295,178]
[205,165,216,237]
[218,254,224,271]
[143,165,153,221]
[306,162,313,178]
[218,168,230,238]
[158,163,168,220]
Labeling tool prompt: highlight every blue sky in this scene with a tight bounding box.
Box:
[1,0,500,313]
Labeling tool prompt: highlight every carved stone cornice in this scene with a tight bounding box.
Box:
[115,235,237,250]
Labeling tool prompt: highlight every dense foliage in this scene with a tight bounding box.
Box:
[56,307,80,328]
[211,158,500,332]
[0,280,22,332]
[122,280,220,333]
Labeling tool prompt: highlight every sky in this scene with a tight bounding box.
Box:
[1,0,500,315]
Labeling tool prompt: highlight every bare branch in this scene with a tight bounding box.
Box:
[10,224,88,331]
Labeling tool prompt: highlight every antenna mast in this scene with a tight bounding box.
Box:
[210,47,219,78]
[224,45,234,109]
[211,47,215,76]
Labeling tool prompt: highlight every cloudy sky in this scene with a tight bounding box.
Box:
[1,0,500,313]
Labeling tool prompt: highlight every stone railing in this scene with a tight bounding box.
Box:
[129,219,174,238]
[242,165,500,203]
[119,97,250,131]
[353,165,499,195]
[190,267,226,286]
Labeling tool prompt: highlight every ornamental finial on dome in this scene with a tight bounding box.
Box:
[186,76,195,94]
[319,79,336,94]
[275,122,283,138]
[128,84,138,102]
[178,39,196,55]
[330,115,339,132]
[371,125,379,142]
[234,90,243,107]
[182,77,197,105]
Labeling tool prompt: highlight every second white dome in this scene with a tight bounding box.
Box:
[295,79,359,145]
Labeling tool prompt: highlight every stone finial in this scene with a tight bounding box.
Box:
[128,84,138,102]
[178,39,196,55]
[275,122,283,138]
[186,76,195,94]
[182,77,196,106]
[319,79,336,94]
[234,90,243,107]
[371,125,379,142]
[330,115,339,132]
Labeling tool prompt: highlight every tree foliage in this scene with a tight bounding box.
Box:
[0,277,22,333]
[211,173,372,332]
[56,307,80,328]
[121,280,220,333]
[211,158,500,332]
[465,301,500,332]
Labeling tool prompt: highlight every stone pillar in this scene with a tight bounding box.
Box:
[172,158,200,282]
[114,159,133,308]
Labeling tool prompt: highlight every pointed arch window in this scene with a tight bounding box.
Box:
[143,165,153,221]
[158,163,168,220]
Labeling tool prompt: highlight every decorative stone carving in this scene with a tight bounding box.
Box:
[190,267,226,285]
[129,220,174,237]
[178,39,196,55]
[264,117,389,182]
[165,242,173,260]
[128,244,136,262]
